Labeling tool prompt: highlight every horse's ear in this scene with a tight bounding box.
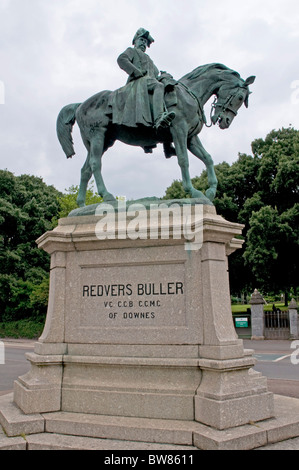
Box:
[244,76,256,86]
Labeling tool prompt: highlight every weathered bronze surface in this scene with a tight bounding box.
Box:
[57,28,255,207]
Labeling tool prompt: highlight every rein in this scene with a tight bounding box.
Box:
[206,86,248,127]
[177,80,247,129]
[178,82,207,125]
[205,97,217,128]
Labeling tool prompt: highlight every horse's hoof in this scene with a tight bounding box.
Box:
[77,199,85,208]
[205,187,216,202]
[103,193,116,202]
[190,188,205,199]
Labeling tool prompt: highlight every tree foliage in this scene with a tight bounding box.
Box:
[52,182,103,223]
[243,202,298,295]
[0,174,104,322]
[164,127,299,297]
[0,170,61,321]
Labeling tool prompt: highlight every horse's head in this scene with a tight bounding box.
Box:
[211,75,256,129]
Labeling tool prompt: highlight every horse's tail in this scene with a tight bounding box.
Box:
[56,103,81,158]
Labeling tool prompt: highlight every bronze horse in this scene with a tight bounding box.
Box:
[56,63,255,206]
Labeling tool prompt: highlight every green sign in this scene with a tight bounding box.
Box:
[235,317,248,328]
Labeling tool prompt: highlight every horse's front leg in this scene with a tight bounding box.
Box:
[188,135,218,201]
[171,126,206,199]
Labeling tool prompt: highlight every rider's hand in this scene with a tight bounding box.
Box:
[134,70,147,79]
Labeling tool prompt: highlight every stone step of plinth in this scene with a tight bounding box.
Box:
[1,394,299,450]
[2,425,299,451]
[0,425,27,450]
[43,411,196,446]
[25,432,198,451]
[0,422,197,451]
[0,393,44,437]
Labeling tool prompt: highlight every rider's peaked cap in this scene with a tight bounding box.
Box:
[132,28,154,47]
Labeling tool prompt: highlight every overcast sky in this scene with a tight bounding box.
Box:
[0,0,299,200]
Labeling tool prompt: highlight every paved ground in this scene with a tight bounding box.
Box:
[266,378,299,398]
[244,339,299,449]
[0,338,34,395]
[257,436,299,450]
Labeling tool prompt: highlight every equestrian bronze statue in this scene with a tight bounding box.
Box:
[57,28,255,206]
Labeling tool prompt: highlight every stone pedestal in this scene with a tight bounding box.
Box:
[12,203,273,432]
[5,202,298,449]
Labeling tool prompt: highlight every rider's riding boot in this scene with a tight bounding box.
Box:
[154,111,176,129]
[163,142,176,158]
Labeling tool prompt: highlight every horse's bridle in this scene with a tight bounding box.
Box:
[206,86,248,127]
[179,81,248,128]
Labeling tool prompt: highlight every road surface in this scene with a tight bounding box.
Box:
[0,339,34,395]
[244,339,299,398]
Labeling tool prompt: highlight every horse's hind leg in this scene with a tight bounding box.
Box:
[89,130,116,202]
[77,151,92,207]
[188,135,218,201]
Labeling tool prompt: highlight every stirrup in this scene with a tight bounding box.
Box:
[154,111,176,129]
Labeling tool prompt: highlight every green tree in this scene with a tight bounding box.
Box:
[252,128,299,211]
[52,182,103,223]
[164,127,299,298]
[243,204,299,302]
[0,170,61,321]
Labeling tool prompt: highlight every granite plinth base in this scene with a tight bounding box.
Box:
[1,204,283,447]
[1,393,299,450]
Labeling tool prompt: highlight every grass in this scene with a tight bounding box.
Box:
[231,302,288,314]
[231,304,251,313]
[0,319,44,339]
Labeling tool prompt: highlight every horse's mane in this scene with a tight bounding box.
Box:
[180,63,241,84]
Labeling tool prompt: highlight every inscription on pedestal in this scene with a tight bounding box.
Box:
[64,244,202,344]
[79,264,186,328]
